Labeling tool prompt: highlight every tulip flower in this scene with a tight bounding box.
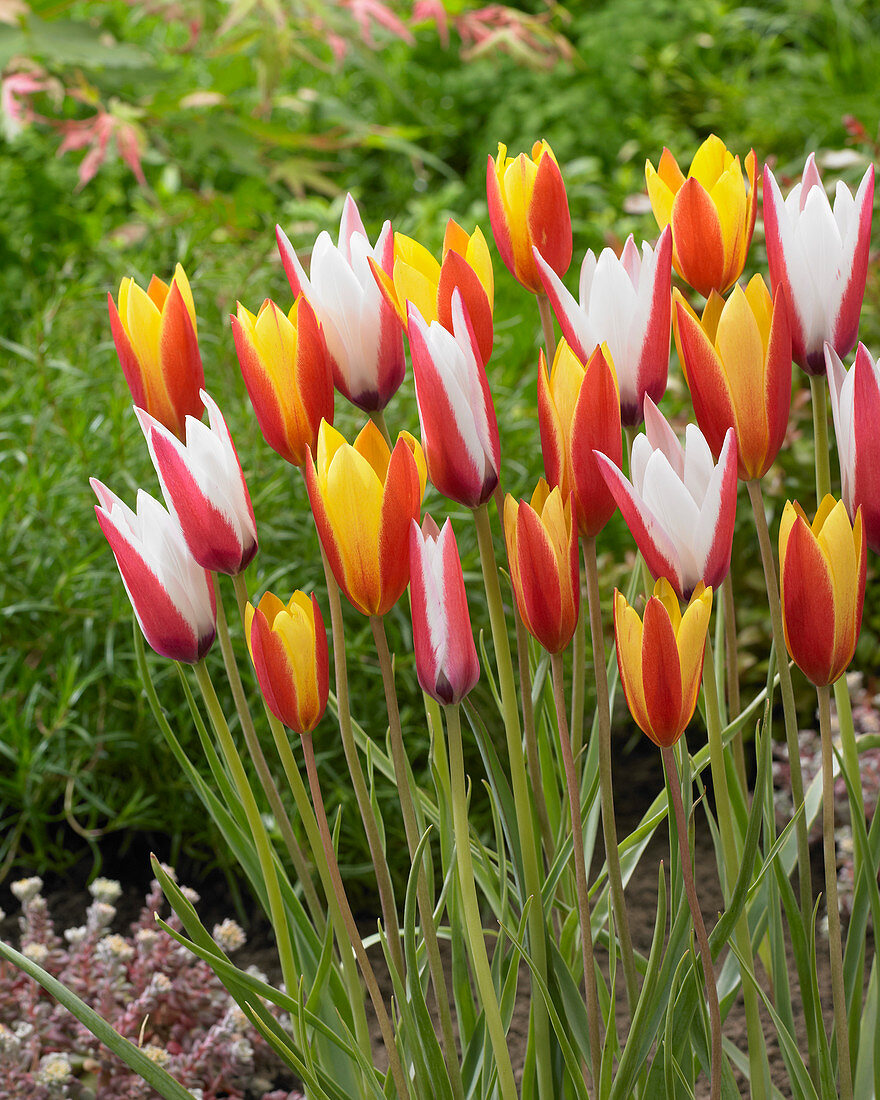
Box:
[614,578,713,748]
[763,154,874,374]
[645,135,757,297]
[136,390,258,577]
[673,276,792,481]
[504,482,579,654]
[537,340,622,537]
[596,397,737,600]
[305,419,426,617]
[534,228,673,426]
[108,264,204,440]
[409,516,480,705]
[371,220,494,364]
[779,496,866,687]
[276,195,405,412]
[487,140,572,293]
[245,591,329,734]
[231,296,334,468]
[407,292,501,508]
[91,479,216,663]
[827,343,880,554]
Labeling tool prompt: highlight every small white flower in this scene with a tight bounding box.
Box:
[89,877,122,904]
[11,877,42,902]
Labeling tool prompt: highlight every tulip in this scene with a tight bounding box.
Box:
[487,140,572,293]
[407,292,501,508]
[305,419,426,617]
[827,343,880,554]
[276,194,405,411]
[409,516,480,705]
[537,340,622,537]
[504,481,579,654]
[673,275,792,481]
[136,390,258,577]
[91,479,216,663]
[596,397,737,600]
[108,264,204,440]
[231,296,334,467]
[614,578,713,748]
[646,134,757,297]
[371,220,494,364]
[534,228,673,426]
[763,155,874,374]
[245,591,329,734]
[779,496,866,687]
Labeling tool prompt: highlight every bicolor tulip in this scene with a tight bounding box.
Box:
[646,135,757,297]
[305,419,426,617]
[136,390,258,577]
[92,479,216,663]
[371,220,494,364]
[537,340,622,537]
[779,496,866,687]
[276,194,405,411]
[409,516,480,705]
[108,264,204,440]
[245,591,329,734]
[674,275,792,481]
[596,397,737,600]
[763,154,874,374]
[504,481,579,654]
[827,343,880,554]
[613,578,713,748]
[231,296,334,467]
[407,292,501,508]
[534,228,673,426]
[487,140,572,293]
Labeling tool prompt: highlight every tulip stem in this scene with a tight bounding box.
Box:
[661,743,722,1100]
[551,651,602,1090]
[721,575,746,788]
[570,574,587,761]
[746,478,813,921]
[810,374,832,501]
[368,409,393,449]
[371,615,465,1100]
[473,501,553,1100]
[817,682,854,1100]
[300,732,412,1100]
[583,536,639,1016]
[536,291,557,362]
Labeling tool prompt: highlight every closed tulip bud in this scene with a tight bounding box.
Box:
[245,591,330,734]
[646,135,757,298]
[108,264,204,440]
[232,296,334,467]
[504,482,579,654]
[674,276,792,481]
[91,480,216,663]
[487,140,572,293]
[614,579,713,748]
[305,419,427,616]
[764,154,874,374]
[779,496,866,687]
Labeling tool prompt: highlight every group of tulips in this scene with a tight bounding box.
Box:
[89,133,877,1099]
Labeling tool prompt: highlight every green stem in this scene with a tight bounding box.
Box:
[818,683,854,1100]
[446,703,518,1100]
[369,408,393,449]
[834,677,865,876]
[721,575,747,790]
[536,291,557,362]
[810,374,832,502]
[570,590,587,761]
[583,536,639,1014]
[551,652,602,1090]
[473,501,553,1100]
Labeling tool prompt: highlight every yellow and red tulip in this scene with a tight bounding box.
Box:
[537,340,622,538]
[108,264,204,440]
[304,419,426,617]
[504,481,579,654]
[232,296,334,468]
[246,591,329,734]
[779,496,866,687]
[613,578,713,748]
[487,140,572,294]
[673,275,792,481]
[646,135,757,298]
